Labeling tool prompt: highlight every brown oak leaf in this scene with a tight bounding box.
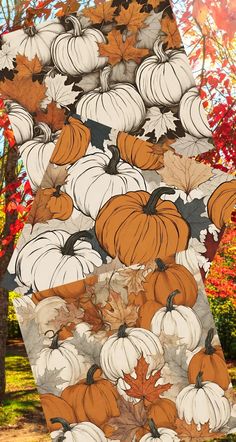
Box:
[35,102,66,131]
[161,15,182,49]
[15,54,43,78]
[41,164,68,188]
[124,356,171,405]
[0,74,46,113]
[175,419,225,441]
[101,291,138,330]
[108,398,148,442]
[159,151,213,194]
[83,1,116,24]
[99,30,149,65]
[225,387,236,405]
[115,3,148,33]
[26,189,53,230]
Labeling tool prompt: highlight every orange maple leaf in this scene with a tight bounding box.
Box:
[55,0,80,17]
[0,74,46,114]
[83,1,116,24]
[148,0,164,9]
[35,102,66,131]
[175,419,225,441]
[15,54,43,78]
[161,15,182,49]
[99,30,149,65]
[115,3,148,33]
[124,356,171,405]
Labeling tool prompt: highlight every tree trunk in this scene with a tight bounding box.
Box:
[0,145,18,401]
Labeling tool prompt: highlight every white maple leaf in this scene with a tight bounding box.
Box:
[76,71,100,92]
[0,42,16,70]
[137,11,163,49]
[143,107,178,140]
[110,60,137,84]
[172,133,214,157]
[42,73,79,108]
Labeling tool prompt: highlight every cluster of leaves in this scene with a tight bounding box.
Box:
[0,99,33,258]
[171,0,236,173]
[205,223,236,358]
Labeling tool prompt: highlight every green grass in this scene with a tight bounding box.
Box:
[0,355,40,427]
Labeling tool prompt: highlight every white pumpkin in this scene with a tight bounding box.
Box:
[140,420,180,442]
[76,65,146,132]
[5,100,34,145]
[176,372,231,431]
[51,15,107,76]
[151,290,202,351]
[35,334,89,389]
[15,230,102,292]
[179,87,212,138]
[64,145,146,219]
[3,19,64,65]
[51,419,108,442]
[19,123,59,192]
[136,37,195,107]
[35,297,68,335]
[100,324,164,382]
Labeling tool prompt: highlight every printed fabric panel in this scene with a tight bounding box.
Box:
[3,116,236,294]
[0,0,216,198]
[13,261,236,440]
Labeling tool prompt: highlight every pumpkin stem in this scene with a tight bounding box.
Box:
[104,146,120,175]
[45,329,60,349]
[24,25,37,37]
[53,185,61,197]
[204,328,216,355]
[50,417,72,432]
[86,364,100,385]
[166,289,180,311]
[143,187,175,215]
[61,231,92,256]
[195,371,204,389]
[155,258,167,271]
[100,66,112,93]
[118,323,128,338]
[34,122,52,143]
[153,36,169,63]
[65,15,82,35]
[148,418,161,438]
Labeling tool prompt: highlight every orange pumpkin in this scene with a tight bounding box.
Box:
[117,131,173,170]
[61,364,120,426]
[138,300,162,329]
[207,180,236,229]
[50,116,91,165]
[188,328,230,390]
[32,275,98,304]
[147,398,177,429]
[144,258,198,307]
[42,185,74,221]
[40,393,76,432]
[95,187,190,266]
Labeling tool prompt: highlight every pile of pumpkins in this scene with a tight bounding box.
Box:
[30,258,233,441]
[5,15,211,149]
